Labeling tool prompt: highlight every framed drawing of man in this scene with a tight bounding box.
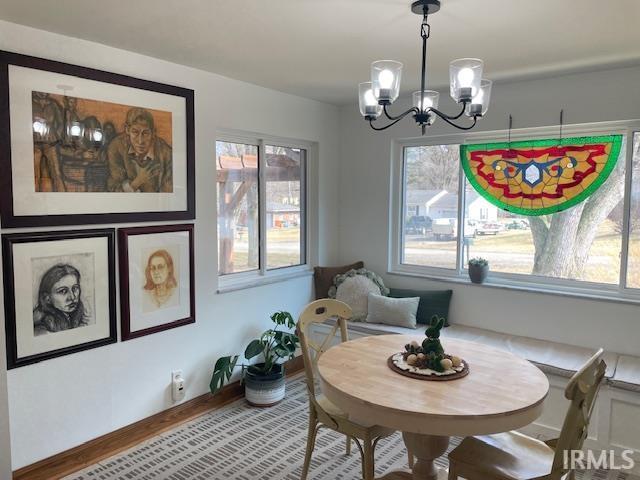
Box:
[119,224,195,341]
[2,229,117,369]
[0,50,195,228]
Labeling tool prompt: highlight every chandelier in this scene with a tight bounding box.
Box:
[358,0,492,135]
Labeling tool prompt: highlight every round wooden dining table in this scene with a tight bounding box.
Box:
[317,335,549,480]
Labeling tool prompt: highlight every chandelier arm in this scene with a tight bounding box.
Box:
[439,100,468,120]
[383,104,420,121]
[428,109,479,130]
[369,117,407,131]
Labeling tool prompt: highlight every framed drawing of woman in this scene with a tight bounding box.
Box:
[118,224,195,341]
[2,229,117,368]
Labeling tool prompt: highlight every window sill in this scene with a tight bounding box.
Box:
[388,267,640,306]
[217,266,313,294]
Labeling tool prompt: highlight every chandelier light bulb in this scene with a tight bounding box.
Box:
[378,69,395,89]
[359,81,383,119]
[422,97,433,109]
[467,78,492,116]
[364,88,377,106]
[457,67,475,88]
[92,130,103,142]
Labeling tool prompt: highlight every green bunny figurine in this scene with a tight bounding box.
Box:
[422,315,445,357]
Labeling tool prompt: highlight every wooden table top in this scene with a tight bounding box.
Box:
[317,335,549,436]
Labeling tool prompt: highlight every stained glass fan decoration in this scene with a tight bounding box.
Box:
[460,135,622,216]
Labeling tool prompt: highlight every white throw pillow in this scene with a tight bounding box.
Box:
[366,293,420,329]
[334,275,382,321]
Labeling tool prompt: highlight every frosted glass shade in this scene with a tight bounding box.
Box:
[371,60,402,103]
[467,79,492,116]
[412,90,440,112]
[449,58,483,102]
[359,82,382,119]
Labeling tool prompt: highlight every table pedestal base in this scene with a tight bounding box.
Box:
[378,433,449,480]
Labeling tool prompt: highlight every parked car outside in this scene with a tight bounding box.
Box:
[506,219,529,230]
[432,218,476,240]
[476,222,501,235]
[405,215,433,235]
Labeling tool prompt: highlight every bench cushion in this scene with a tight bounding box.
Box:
[322,319,619,380]
[506,335,617,379]
[442,324,512,351]
[332,318,424,336]
[610,355,640,392]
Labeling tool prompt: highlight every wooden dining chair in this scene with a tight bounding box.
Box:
[447,348,606,480]
[297,299,413,480]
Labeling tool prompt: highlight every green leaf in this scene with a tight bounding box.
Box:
[210,355,239,395]
[244,339,265,359]
[271,311,295,328]
[272,331,298,358]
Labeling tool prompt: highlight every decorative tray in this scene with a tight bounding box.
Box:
[387,353,469,381]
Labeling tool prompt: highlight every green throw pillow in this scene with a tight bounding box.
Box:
[388,288,452,326]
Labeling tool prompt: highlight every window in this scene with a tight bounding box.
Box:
[626,132,640,288]
[216,141,259,275]
[265,145,305,269]
[393,123,640,302]
[216,134,309,288]
[402,144,460,270]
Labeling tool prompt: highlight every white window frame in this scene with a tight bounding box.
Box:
[389,119,640,304]
[216,129,316,293]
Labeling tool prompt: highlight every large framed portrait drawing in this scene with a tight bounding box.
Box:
[0,50,195,228]
[2,229,117,369]
[119,224,195,341]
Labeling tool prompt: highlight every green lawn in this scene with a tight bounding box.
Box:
[405,221,631,285]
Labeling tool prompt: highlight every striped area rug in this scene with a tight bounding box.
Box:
[66,375,634,480]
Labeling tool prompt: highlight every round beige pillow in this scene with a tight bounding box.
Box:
[328,269,388,321]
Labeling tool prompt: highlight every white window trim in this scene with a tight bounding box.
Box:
[389,119,640,305]
[216,129,316,293]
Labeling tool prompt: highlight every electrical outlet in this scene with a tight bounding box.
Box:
[171,370,185,402]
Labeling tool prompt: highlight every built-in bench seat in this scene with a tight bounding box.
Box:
[323,318,626,382]
[610,355,640,393]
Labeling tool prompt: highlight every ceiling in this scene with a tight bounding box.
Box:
[1,0,639,105]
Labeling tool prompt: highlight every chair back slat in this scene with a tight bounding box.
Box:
[297,299,352,397]
[552,348,606,473]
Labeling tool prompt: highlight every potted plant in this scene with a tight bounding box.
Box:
[210,311,299,407]
[468,257,489,284]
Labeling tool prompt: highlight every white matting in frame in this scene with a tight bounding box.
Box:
[2,229,117,369]
[126,230,192,334]
[9,65,188,216]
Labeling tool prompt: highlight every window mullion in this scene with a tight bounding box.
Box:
[455,152,466,275]
[301,152,308,265]
[619,129,634,290]
[258,139,267,275]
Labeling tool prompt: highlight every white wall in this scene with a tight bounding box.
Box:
[0,21,341,469]
[338,65,640,356]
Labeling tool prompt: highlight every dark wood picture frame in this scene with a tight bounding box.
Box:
[2,228,117,369]
[119,224,195,341]
[0,50,195,228]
